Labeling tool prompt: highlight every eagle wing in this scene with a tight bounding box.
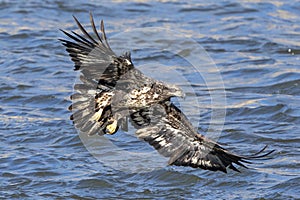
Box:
[60,13,136,86]
[132,101,274,173]
[60,13,134,135]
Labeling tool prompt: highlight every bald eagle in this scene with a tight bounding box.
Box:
[60,13,273,173]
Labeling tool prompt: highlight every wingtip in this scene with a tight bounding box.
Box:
[59,29,68,35]
[100,20,105,33]
[72,14,78,21]
[89,11,94,22]
[72,15,82,29]
[68,104,72,111]
[246,145,275,159]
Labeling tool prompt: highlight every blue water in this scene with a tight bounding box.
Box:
[1,1,300,199]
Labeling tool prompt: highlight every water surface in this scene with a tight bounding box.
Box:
[1,0,299,199]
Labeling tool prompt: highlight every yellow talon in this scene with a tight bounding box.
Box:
[106,120,118,134]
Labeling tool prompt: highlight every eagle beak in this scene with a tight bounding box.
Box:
[168,85,185,99]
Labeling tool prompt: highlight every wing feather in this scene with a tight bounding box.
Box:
[60,14,136,135]
[134,101,274,173]
[89,12,103,43]
[72,15,98,45]
[60,13,133,80]
[100,20,111,50]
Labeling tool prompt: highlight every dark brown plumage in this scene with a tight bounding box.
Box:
[60,13,274,173]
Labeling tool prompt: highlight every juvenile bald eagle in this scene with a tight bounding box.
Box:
[60,13,273,173]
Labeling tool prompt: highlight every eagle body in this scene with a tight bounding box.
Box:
[61,13,273,173]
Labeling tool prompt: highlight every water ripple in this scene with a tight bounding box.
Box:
[1,0,299,199]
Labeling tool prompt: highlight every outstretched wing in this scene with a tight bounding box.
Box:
[133,101,274,173]
[60,13,133,135]
[60,13,134,86]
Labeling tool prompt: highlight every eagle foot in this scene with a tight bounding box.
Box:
[106,119,118,134]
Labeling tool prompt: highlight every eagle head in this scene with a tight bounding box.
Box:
[154,82,185,100]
